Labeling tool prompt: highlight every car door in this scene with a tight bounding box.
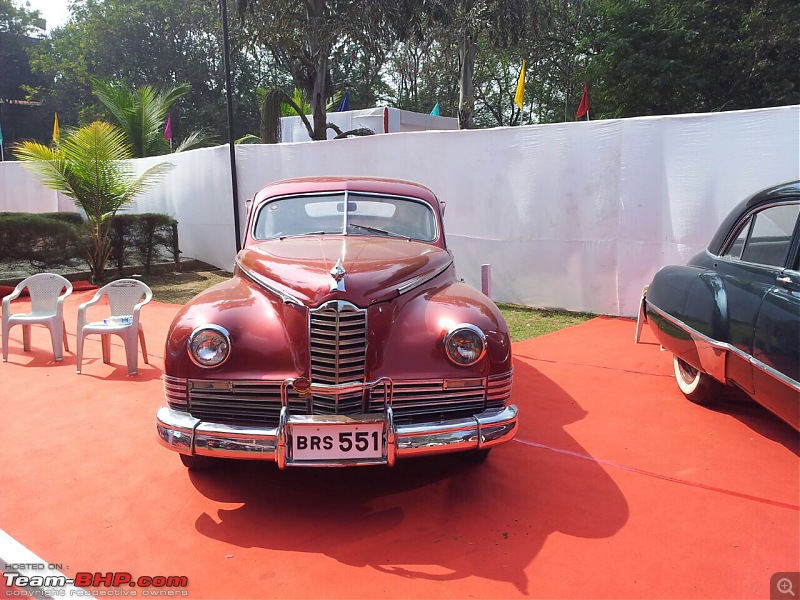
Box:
[752,203,800,428]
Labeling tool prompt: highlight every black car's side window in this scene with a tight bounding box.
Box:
[723,203,800,268]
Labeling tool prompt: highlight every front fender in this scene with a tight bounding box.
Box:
[165,275,307,380]
[367,281,512,379]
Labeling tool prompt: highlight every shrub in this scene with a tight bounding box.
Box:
[109,213,180,275]
[0,211,179,279]
[0,213,85,270]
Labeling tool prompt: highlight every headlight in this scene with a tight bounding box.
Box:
[444,324,486,367]
[188,325,231,368]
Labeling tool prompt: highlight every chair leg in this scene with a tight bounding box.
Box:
[2,318,10,362]
[50,321,64,362]
[76,330,85,373]
[62,320,69,353]
[139,326,149,365]
[125,332,139,376]
[22,324,31,352]
[102,334,111,364]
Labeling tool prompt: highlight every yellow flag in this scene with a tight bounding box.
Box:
[514,59,526,109]
[52,113,60,145]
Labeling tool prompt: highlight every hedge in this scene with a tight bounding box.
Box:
[0,212,180,277]
[0,213,84,269]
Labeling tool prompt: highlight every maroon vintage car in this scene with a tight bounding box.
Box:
[156,177,518,468]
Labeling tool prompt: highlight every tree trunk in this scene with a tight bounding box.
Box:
[307,0,329,141]
[458,30,476,130]
[311,54,329,140]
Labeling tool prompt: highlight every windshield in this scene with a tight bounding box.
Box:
[252,192,438,242]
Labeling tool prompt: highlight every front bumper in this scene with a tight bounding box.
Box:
[156,402,519,468]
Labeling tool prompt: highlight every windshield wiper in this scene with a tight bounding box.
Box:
[278,231,326,240]
[349,223,410,240]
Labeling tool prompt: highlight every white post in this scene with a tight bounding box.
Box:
[481,264,492,298]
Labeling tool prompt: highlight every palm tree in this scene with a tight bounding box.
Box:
[93,79,215,157]
[14,121,174,283]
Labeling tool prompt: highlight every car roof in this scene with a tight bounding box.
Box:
[708,180,800,254]
[253,176,440,205]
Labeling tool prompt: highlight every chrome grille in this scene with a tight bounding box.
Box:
[487,370,513,409]
[309,300,367,414]
[163,375,188,409]
[188,380,305,427]
[370,379,487,425]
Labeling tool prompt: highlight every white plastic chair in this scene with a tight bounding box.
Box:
[2,273,73,362]
[76,279,152,375]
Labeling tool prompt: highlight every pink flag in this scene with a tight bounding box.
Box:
[164,114,172,142]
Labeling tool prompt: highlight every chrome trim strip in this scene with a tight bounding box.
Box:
[156,404,518,467]
[647,301,800,392]
[237,262,303,306]
[634,285,648,344]
[396,258,453,295]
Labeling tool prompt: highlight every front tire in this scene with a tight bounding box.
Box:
[460,448,491,463]
[179,454,220,470]
[672,355,723,405]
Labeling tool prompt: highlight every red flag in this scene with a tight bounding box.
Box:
[575,82,590,120]
[164,114,172,142]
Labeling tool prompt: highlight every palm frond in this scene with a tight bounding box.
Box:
[123,162,175,203]
[235,134,262,144]
[174,129,217,153]
[13,142,75,197]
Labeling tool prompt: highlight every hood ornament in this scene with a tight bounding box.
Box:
[329,258,346,292]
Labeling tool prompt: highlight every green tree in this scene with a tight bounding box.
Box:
[13,121,173,283]
[388,37,459,116]
[0,0,49,149]
[582,0,799,118]
[28,0,266,143]
[93,79,215,157]
[397,0,532,129]
[236,0,401,140]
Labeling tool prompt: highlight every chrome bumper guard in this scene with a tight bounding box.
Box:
[156,376,518,468]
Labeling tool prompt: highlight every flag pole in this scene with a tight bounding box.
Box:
[219,0,242,253]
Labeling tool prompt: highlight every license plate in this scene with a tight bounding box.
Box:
[291,422,384,461]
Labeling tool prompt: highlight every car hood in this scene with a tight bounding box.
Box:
[236,236,453,307]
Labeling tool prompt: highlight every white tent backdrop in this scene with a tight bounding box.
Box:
[1,106,798,316]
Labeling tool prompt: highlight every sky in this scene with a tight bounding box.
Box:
[15,0,70,32]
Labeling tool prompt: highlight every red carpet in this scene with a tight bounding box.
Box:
[0,296,797,599]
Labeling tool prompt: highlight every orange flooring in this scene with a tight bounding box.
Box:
[0,292,798,599]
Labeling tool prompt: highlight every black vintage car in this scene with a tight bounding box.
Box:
[638,181,799,431]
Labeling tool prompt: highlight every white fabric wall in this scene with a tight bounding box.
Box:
[2,106,798,316]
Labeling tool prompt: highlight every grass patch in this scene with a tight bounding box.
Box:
[140,270,231,305]
[498,303,594,342]
[139,270,595,342]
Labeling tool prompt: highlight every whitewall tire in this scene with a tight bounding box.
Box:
[672,355,723,405]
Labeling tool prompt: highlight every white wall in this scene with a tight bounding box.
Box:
[2,106,798,316]
[279,107,458,142]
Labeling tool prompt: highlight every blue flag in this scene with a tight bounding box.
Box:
[0,121,3,146]
[430,103,440,116]
[339,91,350,112]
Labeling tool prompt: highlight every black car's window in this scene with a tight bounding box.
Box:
[725,221,751,260]
[723,203,800,268]
[253,193,438,242]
